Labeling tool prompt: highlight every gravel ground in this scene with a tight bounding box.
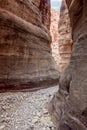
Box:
[0,86,58,130]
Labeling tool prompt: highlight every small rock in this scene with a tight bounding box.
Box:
[32,117,39,123]
[36,112,41,117]
[43,109,48,114]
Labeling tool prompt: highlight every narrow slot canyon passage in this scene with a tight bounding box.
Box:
[0,0,87,130]
[50,0,72,72]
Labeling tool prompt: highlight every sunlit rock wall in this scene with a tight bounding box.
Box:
[58,0,72,71]
[50,9,60,67]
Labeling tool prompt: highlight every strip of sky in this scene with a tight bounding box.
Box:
[51,0,62,10]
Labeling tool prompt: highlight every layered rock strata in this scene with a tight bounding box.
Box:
[50,9,59,44]
[49,0,87,130]
[58,0,72,71]
[50,9,60,67]
[0,0,59,91]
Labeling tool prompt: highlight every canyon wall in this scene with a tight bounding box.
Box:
[0,0,59,91]
[50,9,59,44]
[58,0,72,71]
[50,9,60,67]
[49,0,87,130]
[50,4,72,72]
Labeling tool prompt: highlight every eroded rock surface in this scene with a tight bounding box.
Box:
[50,9,60,67]
[50,9,59,44]
[0,0,59,90]
[49,0,87,130]
[58,0,72,71]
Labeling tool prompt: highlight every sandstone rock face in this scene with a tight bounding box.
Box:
[50,9,60,67]
[49,0,87,130]
[0,0,59,91]
[58,0,72,71]
[50,9,59,43]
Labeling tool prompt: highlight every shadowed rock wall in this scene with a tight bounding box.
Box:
[0,0,59,91]
[49,0,87,130]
